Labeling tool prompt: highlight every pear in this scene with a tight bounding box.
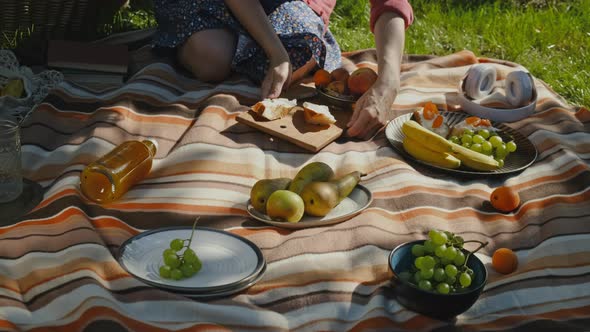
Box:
[300,171,362,217]
[266,190,305,223]
[288,162,334,194]
[250,178,291,214]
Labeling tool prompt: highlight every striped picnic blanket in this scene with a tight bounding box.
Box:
[2,49,589,331]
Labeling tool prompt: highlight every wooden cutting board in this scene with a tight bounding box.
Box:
[236,102,351,152]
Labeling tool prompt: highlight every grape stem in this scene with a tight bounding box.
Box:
[187,217,200,248]
[462,240,488,270]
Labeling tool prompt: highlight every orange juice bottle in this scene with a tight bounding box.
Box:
[80,139,157,203]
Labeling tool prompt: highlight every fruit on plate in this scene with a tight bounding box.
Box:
[411,102,450,137]
[448,142,499,171]
[314,67,378,99]
[348,67,378,96]
[448,125,518,168]
[331,67,350,82]
[0,78,25,98]
[300,171,362,217]
[402,120,500,171]
[288,161,335,194]
[250,178,292,214]
[313,69,332,88]
[403,136,461,169]
[266,189,305,223]
[450,116,495,137]
[398,229,488,294]
[159,219,202,280]
[251,98,298,121]
[402,120,454,154]
[303,102,336,125]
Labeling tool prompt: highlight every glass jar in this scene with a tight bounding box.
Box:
[0,116,22,203]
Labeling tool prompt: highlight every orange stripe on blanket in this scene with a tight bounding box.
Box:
[375,189,589,222]
[373,186,489,199]
[0,205,84,235]
[28,306,232,332]
[511,164,588,192]
[349,315,438,332]
[103,203,247,216]
[466,304,590,330]
[42,104,194,126]
[0,320,19,331]
[0,206,136,237]
[575,107,590,122]
[232,227,295,237]
[30,188,79,212]
[0,260,129,294]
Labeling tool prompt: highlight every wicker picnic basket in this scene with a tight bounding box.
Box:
[0,0,126,42]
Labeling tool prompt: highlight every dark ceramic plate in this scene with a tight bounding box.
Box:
[315,86,357,110]
[385,111,538,176]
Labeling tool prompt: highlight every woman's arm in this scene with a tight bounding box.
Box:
[224,0,291,98]
[346,11,406,139]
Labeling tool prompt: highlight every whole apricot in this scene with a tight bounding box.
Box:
[330,68,350,83]
[348,67,378,96]
[492,248,518,274]
[490,186,520,213]
[313,69,332,88]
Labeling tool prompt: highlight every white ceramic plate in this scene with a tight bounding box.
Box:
[180,264,267,299]
[247,185,373,229]
[117,227,265,293]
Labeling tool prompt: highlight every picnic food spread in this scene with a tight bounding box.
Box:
[5,49,589,331]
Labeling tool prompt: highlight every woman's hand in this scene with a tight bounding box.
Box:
[346,80,399,140]
[261,50,292,99]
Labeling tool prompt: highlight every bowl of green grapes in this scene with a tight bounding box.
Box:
[388,229,488,320]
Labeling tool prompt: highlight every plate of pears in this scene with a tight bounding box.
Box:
[247,162,373,229]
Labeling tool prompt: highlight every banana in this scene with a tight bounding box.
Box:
[449,142,500,171]
[0,79,24,98]
[403,136,461,169]
[402,120,452,153]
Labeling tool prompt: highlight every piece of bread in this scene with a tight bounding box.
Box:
[302,102,336,125]
[251,98,297,121]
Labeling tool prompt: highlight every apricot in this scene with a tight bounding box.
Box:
[490,186,520,213]
[330,68,350,83]
[326,80,348,95]
[348,67,378,96]
[313,69,332,88]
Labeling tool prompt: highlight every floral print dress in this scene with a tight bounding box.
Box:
[153,0,342,83]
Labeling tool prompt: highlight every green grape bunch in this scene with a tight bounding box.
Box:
[448,129,517,168]
[159,219,202,280]
[398,229,488,294]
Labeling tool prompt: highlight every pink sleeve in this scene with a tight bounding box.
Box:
[369,0,414,32]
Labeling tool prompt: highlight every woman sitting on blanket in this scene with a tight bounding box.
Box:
[153,0,413,140]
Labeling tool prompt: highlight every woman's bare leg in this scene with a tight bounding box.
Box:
[178,29,237,82]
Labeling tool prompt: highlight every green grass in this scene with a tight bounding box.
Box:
[330,0,589,108]
[4,0,588,108]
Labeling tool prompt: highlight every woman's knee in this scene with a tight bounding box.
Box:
[178,29,237,82]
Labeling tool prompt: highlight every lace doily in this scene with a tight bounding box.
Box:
[0,49,64,123]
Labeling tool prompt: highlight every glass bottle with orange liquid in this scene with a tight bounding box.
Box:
[80,139,157,204]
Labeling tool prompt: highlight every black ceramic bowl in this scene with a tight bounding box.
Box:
[388,240,488,320]
[316,86,357,110]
